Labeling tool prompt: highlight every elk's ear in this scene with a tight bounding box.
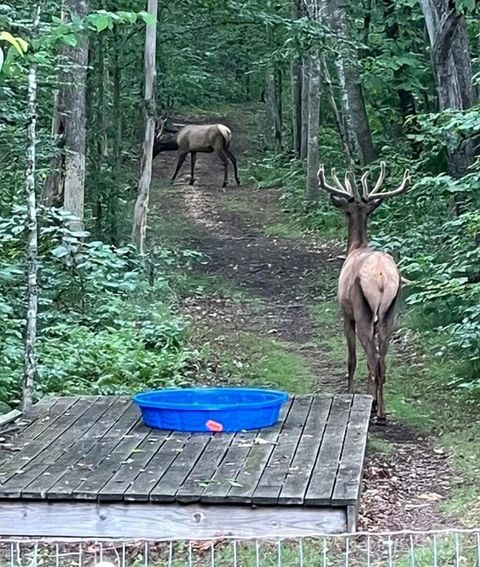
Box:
[330,195,351,210]
[366,197,382,215]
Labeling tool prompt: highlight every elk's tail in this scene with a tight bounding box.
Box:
[217,124,232,149]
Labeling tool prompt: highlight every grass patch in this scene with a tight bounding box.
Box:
[264,220,306,240]
[176,272,251,301]
[367,435,395,455]
[222,196,253,214]
[221,333,317,394]
[222,187,307,241]
[150,200,202,250]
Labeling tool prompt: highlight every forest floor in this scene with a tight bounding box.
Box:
[149,108,479,531]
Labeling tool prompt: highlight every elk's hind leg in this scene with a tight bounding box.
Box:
[226,148,240,185]
[356,313,380,416]
[171,151,188,182]
[218,150,229,188]
[375,305,397,423]
[189,152,197,185]
[343,316,356,394]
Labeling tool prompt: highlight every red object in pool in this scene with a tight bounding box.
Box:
[206,419,223,432]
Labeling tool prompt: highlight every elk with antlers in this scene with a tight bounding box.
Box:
[318,162,411,422]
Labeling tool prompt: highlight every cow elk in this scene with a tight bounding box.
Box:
[153,120,240,188]
[318,162,411,423]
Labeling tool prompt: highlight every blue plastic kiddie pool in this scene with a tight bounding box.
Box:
[133,387,288,432]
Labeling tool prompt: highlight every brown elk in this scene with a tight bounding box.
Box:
[318,162,411,423]
[153,120,240,188]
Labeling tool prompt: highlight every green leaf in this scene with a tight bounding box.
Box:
[61,34,78,47]
[51,245,69,258]
[90,14,111,32]
[139,11,156,25]
[0,31,27,55]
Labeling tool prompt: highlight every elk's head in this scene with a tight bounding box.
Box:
[318,162,411,252]
[153,118,180,155]
[318,162,411,218]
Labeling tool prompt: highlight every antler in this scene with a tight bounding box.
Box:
[319,161,411,203]
[369,162,387,195]
[365,162,411,200]
[318,165,352,198]
[318,165,361,200]
[156,118,166,139]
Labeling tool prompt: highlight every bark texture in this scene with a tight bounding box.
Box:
[43,0,89,228]
[23,4,41,413]
[419,0,474,178]
[306,52,321,201]
[300,56,310,160]
[132,0,158,254]
[327,0,375,164]
[291,0,302,157]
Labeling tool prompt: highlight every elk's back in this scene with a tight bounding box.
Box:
[177,124,231,152]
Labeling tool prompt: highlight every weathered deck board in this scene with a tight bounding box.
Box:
[151,433,212,502]
[124,432,189,502]
[47,400,142,499]
[227,400,291,503]
[279,395,333,504]
[0,394,371,515]
[200,430,261,504]
[98,428,172,501]
[0,501,348,538]
[0,397,77,469]
[304,396,353,505]
[175,434,232,503]
[21,397,128,499]
[252,396,312,504]
[332,395,372,505]
[69,421,154,501]
[0,398,96,496]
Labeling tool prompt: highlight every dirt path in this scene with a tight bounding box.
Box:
[150,112,458,532]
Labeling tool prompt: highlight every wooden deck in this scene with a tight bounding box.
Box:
[0,394,371,538]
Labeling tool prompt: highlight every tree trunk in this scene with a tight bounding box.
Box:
[23,4,41,413]
[43,0,88,228]
[333,55,358,161]
[265,67,282,151]
[93,33,105,236]
[419,0,474,178]
[291,0,302,157]
[42,91,65,207]
[291,58,302,156]
[327,0,375,164]
[264,68,275,149]
[109,26,122,245]
[320,53,354,167]
[63,0,88,228]
[382,0,417,120]
[274,67,282,151]
[306,51,320,201]
[300,56,310,160]
[132,0,158,254]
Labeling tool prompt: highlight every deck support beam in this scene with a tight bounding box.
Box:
[0,501,348,538]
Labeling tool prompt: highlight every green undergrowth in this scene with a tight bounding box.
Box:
[243,153,344,238]
[0,207,203,408]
